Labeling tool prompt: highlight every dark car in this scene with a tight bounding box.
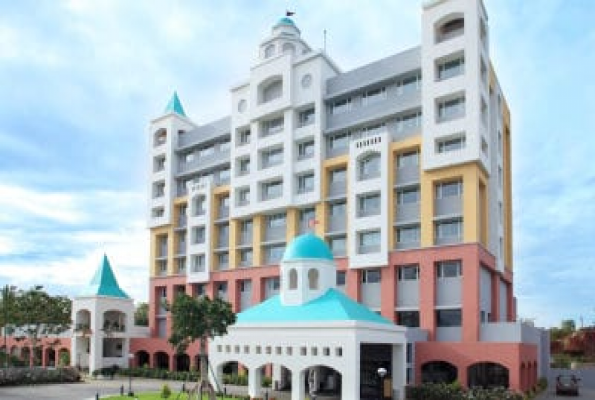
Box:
[556,374,580,396]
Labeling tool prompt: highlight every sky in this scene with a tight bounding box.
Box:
[0,0,594,329]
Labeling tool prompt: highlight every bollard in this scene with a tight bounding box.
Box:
[182,382,186,393]
[120,385,124,396]
[264,390,268,400]
[95,393,99,400]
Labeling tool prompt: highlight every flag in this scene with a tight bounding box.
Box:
[286,10,295,17]
[308,219,319,229]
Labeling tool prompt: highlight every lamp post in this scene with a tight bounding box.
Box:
[377,367,387,400]
[127,353,134,396]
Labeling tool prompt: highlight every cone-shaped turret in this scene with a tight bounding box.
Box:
[79,254,130,299]
[163,91,187,117]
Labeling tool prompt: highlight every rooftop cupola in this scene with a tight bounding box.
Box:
[163,91,187,117]
[78,254,130,299]
[272,17,301,37]
[259,16,310,61]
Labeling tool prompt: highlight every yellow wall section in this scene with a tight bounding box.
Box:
[252,214,264,266]
[229,219,239,269]
[149,226,173,277]
[286,208,298,243]
[503,117,513,270]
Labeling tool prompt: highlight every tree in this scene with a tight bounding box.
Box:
[134,302,149,326]
[11,286,71,366]
[168,293,236,400]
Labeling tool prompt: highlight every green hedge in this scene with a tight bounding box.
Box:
[107,366,200,382]
[405,383,524,400]
[0,367,81,386]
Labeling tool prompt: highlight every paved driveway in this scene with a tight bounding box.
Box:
[0,377,189,400]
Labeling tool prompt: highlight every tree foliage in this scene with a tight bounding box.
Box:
[134,302,149,326]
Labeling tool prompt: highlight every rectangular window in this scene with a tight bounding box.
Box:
[239,249,253,266]
[237,187,250,206]
[397,151,419,168]
[153,181,165,198]
[298,107,315,127]
[361,269,381,284]
[437,95,466,122]
[498,166,503,188]
[435,219,463,241]
[218,252,229,269]
[261,116,284,137]
[238,158,250,175]
[398,265,419,280]
[336,271,346,286]
[154,156,166,172]
[152,207,164,218]
[358,230,380,253]
[435,181,462,198]
[177,258,186,274]
[396,225,420,245]
[217,224,229,248]
[266,276,281,290]
[436,134,466,153]
[397,187,420,204]
[328,235,346,256]
[396,111,422,132]
[436,309,462,327]
[330,167,346,183]
[437,54,465,81]
[328,131,350,150]
[362,86,386,106]
[265,245,285,264]
[297,140,315,160]
[191,254,205,272]
[238,128,251,145]
[357,192,380,217]
[262,180,283,200]
[397,73,421,95]
[262,147,283,168]
[299,207,316,224]
[397,311,420,328]
[192,226,205,244]
[330,98,352,115]
[267,213,286,228]
[436,260,462,278]
[329,201,346,217]
[199,145,215,158]
[297,172,315,194]
[193,196,205,216]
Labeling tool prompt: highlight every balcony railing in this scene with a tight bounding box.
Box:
[434,235,462,246]
[265,226,285,242]
[434,196,462,216]
[218,207,230,219]
[328,216,346,233]
[357,207,380,218]
[358,170,380,181]
[239,232,252,246]
[327,181,346,197]
[358,244,381,254]
[395,202,420,223]
[395,165,420,186]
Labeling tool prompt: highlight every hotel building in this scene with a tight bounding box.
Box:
[144,0,548,391]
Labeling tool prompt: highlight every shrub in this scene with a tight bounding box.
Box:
[0,367,81,386]
[262,376,272,388]
[161,383,172,398]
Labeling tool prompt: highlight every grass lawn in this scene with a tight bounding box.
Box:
[103,394,238,400]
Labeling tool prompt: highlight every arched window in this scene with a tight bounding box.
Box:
[289,269,298,290]
[261,78,283,103]
[422,361,458,384]
[153,128,167,147]
[282,42,295,55]
[358,152,381,180]
[264,44,275,58]
[435,14,464,43]
[308,268,319,290]
[467,362,509,389]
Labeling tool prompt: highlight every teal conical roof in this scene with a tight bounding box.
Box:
[79,255,130,299]
[164,91,186,117]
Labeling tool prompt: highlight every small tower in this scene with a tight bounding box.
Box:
[258,17,311,61]
[280,233,336,306]
[71,255,134,373]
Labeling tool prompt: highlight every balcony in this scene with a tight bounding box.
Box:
[395,165,419,186]
[358,170,380,181]
[327,181,346,198]
[177,149,230,175]
[358,244,380,254]
[358,207,380,218]
[434,234,462,246]
[176,216,187,229]
[218,207,230,220]
[239,232,252,246]
[395,239,420,250]
[326,145,348,159]
[265,226,285,242]
[480,322,542,343]
[328,216,346,233]
[217,237,229,249]
[434,196,462,216]
[395,202,420,223]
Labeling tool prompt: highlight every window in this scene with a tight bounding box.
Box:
[436,309,462,327]
[299,207,316,228]
[282,42,295,54]
[152,207,164,218]
[358,230,380,253]
[328,235,346,256]
[436,134,466,153]
[297,140,314,160]
[398,265,419,280]
[437,54,465,81]
[298,107,315,127]
[262,79,283,103]
[436,17,464,43]
[192,226,205,244]
[297,172,314,194]
[239,249,253,266]
[330,98,351,115]
[396,225,420,245]
[266,276,281,291]
[435,219,463,241]
[262,147,283,168]
[481,97,488,126]
[218,196,229,217]
[436,260,462,278]
[262,180,283,200]
[397,73,421,95]
[437,95,466,122]
[397,187,420,204]
[357,192,380,217]
[238,128,251,145]
[481,137,488,155]
[218,168,230,184]
[199,145,215,158]
[261,116,284,137]
[154,156,166,172]
[498,166,503,188]
[153,181,165,198]
[157,260,167,275]
[396,111,422,132]
[308,269,319,289]
[154,129,167,146]
[267,213,286,228]
[397,151,419,168]
[217,224,229,248]
[217,252,229,269]
[336,271,346,286]
[177,258,186,274]
[289,269,298,289]
[397,311,420,328]
[328,131,351,150]
[358,153,380,180]
[329,201,346,217]
[191,255,205,272]
[264,44,275,58]
[237,187,250,206]
[239,219,252,244]
[238,158,250,175]
[435,181,462,198]
[498,131,502,155]
[330,167,346,183]
[362,86,386,106]
[361,269,381,284]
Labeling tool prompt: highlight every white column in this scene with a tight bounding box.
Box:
[248,367,262,398]
[291,369,305,400]
[272,364,282,390]
[392,344,406,400]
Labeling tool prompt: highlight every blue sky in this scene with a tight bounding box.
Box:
[0,0,594,328]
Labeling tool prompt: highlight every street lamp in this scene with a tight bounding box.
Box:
[127,353,134,396]
[377,367,387,400]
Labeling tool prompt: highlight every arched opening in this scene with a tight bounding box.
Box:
[219,361,250,387]
[282,42,295,55]
[175,353,190,371]
[289,269,298,290]
[264,44,275,58]
[422,361,458,384]
[358,152,381,180]
[155,351,169,369]
[75,309,91,332]
[103,310,127,333]
[520,363,526,390]
[136,350,150,368]
[435,14,464,43]
[308,269,319,290]
[46,347,56,367]
[58,348,70,367]
[302,365,341,398]
[260,78,283,104]
[21,347,31,365]
[468,362,509,388]
[154,128,167,147]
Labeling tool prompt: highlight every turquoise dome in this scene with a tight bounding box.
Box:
[276,17,295,26]
[282,233,334,262]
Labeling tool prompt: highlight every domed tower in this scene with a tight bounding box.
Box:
[280,233,336,306]
[258,17,311,61]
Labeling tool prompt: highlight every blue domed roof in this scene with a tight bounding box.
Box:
[275,17,295,27]
[282,233,334,262]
